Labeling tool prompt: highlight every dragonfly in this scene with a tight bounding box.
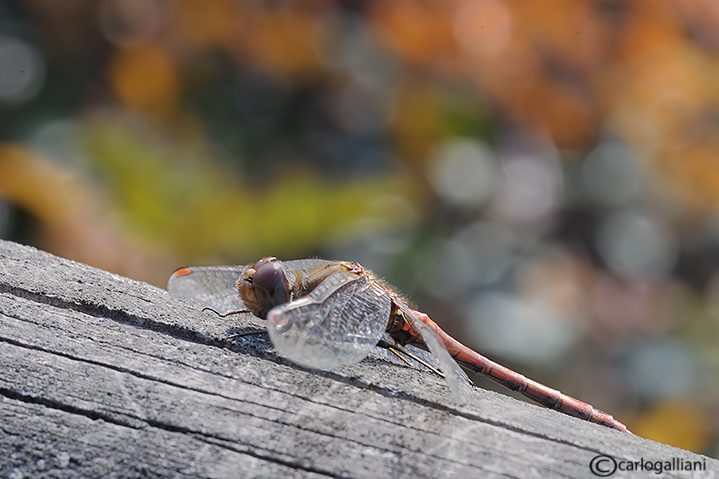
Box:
[168,256,630,433]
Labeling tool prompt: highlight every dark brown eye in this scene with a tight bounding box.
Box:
[253,261,290,314]
[253,256,277,270]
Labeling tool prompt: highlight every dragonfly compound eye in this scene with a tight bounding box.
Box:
[253,261,291,314]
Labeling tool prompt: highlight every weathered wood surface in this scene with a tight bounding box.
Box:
[0,239,716,479]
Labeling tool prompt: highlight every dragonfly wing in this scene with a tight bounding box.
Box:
[396,303,473,406]
[267,270,390,370]
[167,266,247,314]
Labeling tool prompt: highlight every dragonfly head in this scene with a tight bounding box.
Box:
[237,257,292,319]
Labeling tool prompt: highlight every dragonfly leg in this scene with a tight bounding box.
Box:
[377,340,446,378]
[399,348,445,378]
[202,307,251,317]
[387,346,415,368]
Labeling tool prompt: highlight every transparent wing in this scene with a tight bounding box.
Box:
[395,302,473,407]
[167,266,247,314]
[267,270,390,370]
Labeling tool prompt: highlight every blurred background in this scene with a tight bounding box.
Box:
[1,0,719,455]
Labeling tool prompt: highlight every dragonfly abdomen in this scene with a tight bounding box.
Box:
[457,346,630,432]
[413,310,631,433]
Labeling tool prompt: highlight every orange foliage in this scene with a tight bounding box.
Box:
[369,0,719,213]
[108,43,180,119]
[370,0,458,70]
[633,399,713,453]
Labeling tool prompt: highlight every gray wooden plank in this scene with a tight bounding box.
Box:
[0,239,717,478]
[2,395,328,479]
